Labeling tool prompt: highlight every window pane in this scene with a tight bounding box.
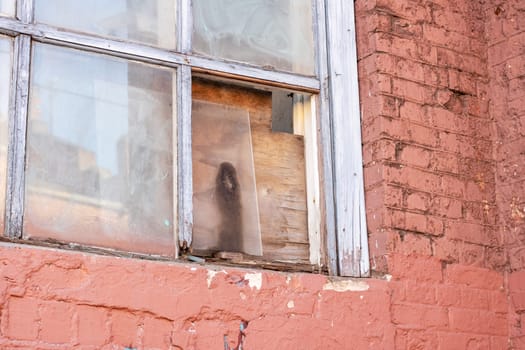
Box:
[34,0,176,49]
[0,36,12,234]
[192,79,311,264]
[0,0,15,17]
[26,44,175,257]
[192,0,315,75]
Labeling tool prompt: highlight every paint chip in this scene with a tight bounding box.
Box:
[287,300,295,309]
[322,279,369,292]
[206,269,226,288]
[244,272,262,290]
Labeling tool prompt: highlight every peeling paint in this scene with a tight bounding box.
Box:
[287,300,295,309]
[244,272,262,290]
[385,274,392,282]
[322,279,369,292]
[206,269,226,288]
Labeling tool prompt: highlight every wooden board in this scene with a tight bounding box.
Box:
[192,78,309,263]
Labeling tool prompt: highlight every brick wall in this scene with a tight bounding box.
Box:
[486,0,525,348]
[358,0,511,347]
[0,0,522,349]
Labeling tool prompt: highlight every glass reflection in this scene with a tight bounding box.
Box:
[0,36,12,233]
[193,0,315,75]
[0,0,15,17]
[34,0,176,49]
[26,43,175,256]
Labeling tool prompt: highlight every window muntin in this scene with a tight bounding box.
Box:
[34,0,177,49]
[192,0,315,75]
[0,36,11,233]
[0,0,15,17]
[24,43,176,256]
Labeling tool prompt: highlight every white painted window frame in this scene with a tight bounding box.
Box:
[0,0,369,277]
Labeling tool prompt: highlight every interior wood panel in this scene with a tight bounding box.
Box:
[192,78,309,263]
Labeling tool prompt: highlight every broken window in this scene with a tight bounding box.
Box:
[0,0,369,276]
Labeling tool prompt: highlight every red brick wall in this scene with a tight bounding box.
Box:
[0,0,522,349]
[357,0,510,347]
[486,0,525,348]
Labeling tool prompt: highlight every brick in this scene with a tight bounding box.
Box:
[440,175,465,199]
[392,78,434,104]
[437,285,462,307]
[392,304,448,329]
[490,291,509,313]
[111,310,140,346]
[40,301,74,344]
[510,292,525,312]
[445,265,504,290]
[460,287,489,310]
[394,231,432,256]
[143,317,173,349]
[77,305,110,346]
[491,336,510,350]
[406,330,438,349]
[431,152,459,174]
[398,145,431,168]
[438,332,490,350]
[405,190,430,211]
[399,100,429,124]
[430,196,463,219]
[449,308,507,335]
[404,281,436,304]
[446,221,495,246]
[389,254,443,282]
[5,297,39,341]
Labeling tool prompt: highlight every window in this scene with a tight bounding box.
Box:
[0,0,368,276]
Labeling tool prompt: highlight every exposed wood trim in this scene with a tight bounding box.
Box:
[5,34,30,239]
[315,0,338,275]
[300,96,322,266]
[0,18,319,92]
[177,65,193,250]
[326,0,370,277]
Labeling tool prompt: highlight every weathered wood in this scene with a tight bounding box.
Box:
[17,0,33,23]
[326,0,370,277]
[299,96,322,266]
[177,65,193,250]
[192,79,311,264]
[5,34,30,239]
[314,0,338,275]
[0,17,320,93]
[177,0,192,53]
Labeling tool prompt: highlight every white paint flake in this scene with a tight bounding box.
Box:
[322,279,369,292]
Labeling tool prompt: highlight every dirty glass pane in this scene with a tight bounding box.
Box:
[192,0,315,75]
[25,43,175,257]
[192,100,262,256]
[0,37,12,234]
[0,0,15,16]
[34,0,176,49]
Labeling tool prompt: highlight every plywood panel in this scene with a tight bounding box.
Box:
[192,78,309,263]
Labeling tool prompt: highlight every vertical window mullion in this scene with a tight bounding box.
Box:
[5,33,30,239]
[178,0,192,54]
[176,0,194,252]
[16,0,33,23]
[176,65,192,252]
[314,0,338,275]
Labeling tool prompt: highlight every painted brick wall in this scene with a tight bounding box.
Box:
[357,0,509,348]
[486,0,525,348]
[0,0,522,349]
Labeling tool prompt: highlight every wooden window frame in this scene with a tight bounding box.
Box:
[0,0,369,277]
